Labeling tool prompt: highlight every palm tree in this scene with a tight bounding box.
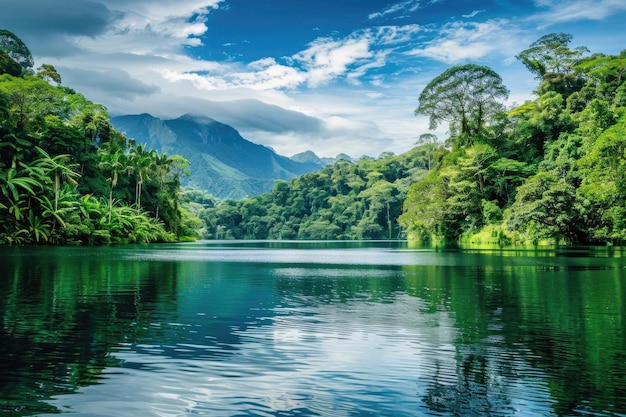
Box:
[0,163,43,229]
[127,143,155,209]
[37,185,79,236]
[152,150,172,219]
[98,146,126,223]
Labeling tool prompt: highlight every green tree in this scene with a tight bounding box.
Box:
[0,51,22,76]
[33,148,80,213]
[517,33,588,79]
[577,112,626,243]
[415,64,509,143]
[575,51,626,107]
[399,172,451,241]
[0,75,66,131]
[36,64,62,85]
[127,143,155,209]
[516,33,588,96]
[506,171,583,243]
[98,146,127,223]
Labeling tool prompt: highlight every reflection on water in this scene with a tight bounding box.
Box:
[0,242,625,416]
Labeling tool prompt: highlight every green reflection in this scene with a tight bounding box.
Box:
[402,249,626,416]
[0,246,180,415]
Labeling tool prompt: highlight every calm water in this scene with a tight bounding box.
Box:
[1,241,625,416]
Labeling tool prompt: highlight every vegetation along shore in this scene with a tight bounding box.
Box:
[1,30,624,246]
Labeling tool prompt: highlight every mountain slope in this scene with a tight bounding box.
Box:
[111,113,323,199]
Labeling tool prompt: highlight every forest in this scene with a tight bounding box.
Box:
[1,30,625,246]
[197,33,626,245]
[0,30,197,245]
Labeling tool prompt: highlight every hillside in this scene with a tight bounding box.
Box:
[111,113,329,199]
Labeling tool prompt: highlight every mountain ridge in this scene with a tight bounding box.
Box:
[111,113,345,199]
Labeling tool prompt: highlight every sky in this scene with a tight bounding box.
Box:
[1,0,625,158]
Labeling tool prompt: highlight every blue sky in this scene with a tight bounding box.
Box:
[1,0,625,157]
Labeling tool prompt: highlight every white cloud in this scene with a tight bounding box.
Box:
[462,10,484,18]
[368,0,422,20]
[531,0,626,23]
[293,37,374,87]
[71,2,221,57]
[405,19,523,64]
[374,24,422,45]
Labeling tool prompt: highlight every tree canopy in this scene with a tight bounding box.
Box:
[414,64,509,142]
[401,33,626,245]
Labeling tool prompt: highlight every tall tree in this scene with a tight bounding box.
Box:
[415,64,509,143]
[36,64,62,85]
[516,33,588,96]
[98,146,127,223]
[127,143,154,209]
[32,147,80,213]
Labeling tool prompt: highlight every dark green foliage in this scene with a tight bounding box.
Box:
[0,51,21,76]
[200,146,437,240]
[0,32,188,245]
[402,34,626,245]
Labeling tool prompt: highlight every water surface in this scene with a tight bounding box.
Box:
[1,241,625,416]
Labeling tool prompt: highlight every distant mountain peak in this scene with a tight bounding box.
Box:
[291,150,321,164]
[177,113,217,124]
[291,150,353,166]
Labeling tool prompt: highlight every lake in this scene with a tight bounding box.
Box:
[1,241,625,416]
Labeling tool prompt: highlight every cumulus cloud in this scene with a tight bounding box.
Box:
[293,36,374,87]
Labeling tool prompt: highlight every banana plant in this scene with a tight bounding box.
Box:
[31,147,80,212]
[26,209,50,243]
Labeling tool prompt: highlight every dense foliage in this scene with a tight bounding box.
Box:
[401,33,626,245]
[197,142,444,240]
[0,31,193,245]
[204,33,625,245]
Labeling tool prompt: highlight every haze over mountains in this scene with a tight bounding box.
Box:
[111,114,349,199]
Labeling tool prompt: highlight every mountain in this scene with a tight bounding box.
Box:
[110,113,326,199]
[290,150,353,165]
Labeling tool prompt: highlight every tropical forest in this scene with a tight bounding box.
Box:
[0,30,196,245]
[1,30,625,246]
